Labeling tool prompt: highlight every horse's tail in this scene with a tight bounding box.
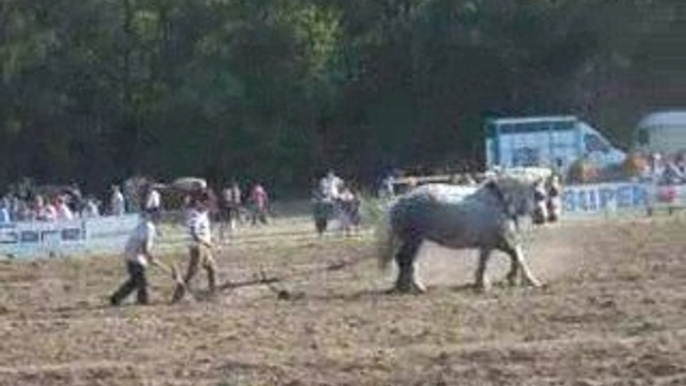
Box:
[375,203,397,271]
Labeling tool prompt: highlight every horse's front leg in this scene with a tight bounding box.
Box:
[474,248,492,292]
[506,243,542,288]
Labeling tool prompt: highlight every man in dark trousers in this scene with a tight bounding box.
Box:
[110,210,173,305]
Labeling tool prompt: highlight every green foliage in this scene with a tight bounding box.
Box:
[0,0,683,193]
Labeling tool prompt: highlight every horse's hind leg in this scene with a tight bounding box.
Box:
[506,250,520,286]
[505,244,542,288]
[394,237,425,293]
[475,248,493,292]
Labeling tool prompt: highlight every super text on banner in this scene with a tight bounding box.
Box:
[562,183,649,214]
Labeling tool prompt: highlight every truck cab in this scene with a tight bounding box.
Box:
[485,116,625,175]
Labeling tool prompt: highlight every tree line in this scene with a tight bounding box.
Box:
[1,0,684,194]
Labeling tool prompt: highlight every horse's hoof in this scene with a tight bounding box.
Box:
[392,284,425,295]
[411,280,427,293]
[526,280,543,288]
[394,287,413,295]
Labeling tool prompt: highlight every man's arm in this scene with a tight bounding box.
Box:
[142,240,182,282]
[190,226,212,248]
[190,225,213,249]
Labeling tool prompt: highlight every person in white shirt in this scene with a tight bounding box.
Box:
[110,211,181,306]
[379,174,395,198]
[111,185,125,216]
[0,199,10,224]
[55,197,74,221]
[172,191,218,303]
[337,185,357,235]
[35,196,57,222]
[83,198,100,218]
[144,185,162,221]
[532,180,549,225]
[546,175,562,222]
[220,181,242,238]
[319,170,343,201]
[110,212,158,305]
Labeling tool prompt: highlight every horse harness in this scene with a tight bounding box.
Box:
[484,180,521,228]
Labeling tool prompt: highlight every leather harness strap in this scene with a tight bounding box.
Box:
[485,180,520,228]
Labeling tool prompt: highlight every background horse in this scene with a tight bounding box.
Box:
[377,177,543,293]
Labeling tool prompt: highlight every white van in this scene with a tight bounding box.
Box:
[635,111,686,155]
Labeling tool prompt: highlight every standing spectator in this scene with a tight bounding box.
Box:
[36,196,57,222]
[532,180,548,225]
[144,184,162,220]
[338,184,360,236]
[664,156,685,184]
[312,186,334,236]
[650,153,666,184]
[249,183,270,226]
[220,181,242,238]
[206,187,220,225]
[675,153,686,176]
[378,173,395,199]
[8,195,20,221]
[320,170,344,224]
[546,175,562,222]
[14,198,29,222]
[320,170,343,201]
[0,198,10,224]
[111,185,126,216]
[55,196,74,221]
[83,198,100,218]
[65,183,84,215]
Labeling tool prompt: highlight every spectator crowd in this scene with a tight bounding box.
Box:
[0,179,274,233]
[638,152,686,185]
[311,170,362,236]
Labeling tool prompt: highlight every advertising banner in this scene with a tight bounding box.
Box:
[0,214,139,260]
[561,183,649,214]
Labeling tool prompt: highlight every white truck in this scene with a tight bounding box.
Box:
[634,111,686,156]
[484,116,626,175]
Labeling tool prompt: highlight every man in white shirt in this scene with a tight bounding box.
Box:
[171,191,218,303]
[36,196,57,222]
[0,199,10,224]
[83,198,100,218]
[319,170,343,201]
[144,185,162,220]
[532,180,549,225]
[379,174,395,198]
[111,185,125,216]
[55,197,74,221]
[546,175,562,222]
[110,211,165,305]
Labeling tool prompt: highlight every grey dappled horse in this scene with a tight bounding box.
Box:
[377,178,543,293]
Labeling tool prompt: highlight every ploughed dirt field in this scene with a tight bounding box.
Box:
[1,215,685,386]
